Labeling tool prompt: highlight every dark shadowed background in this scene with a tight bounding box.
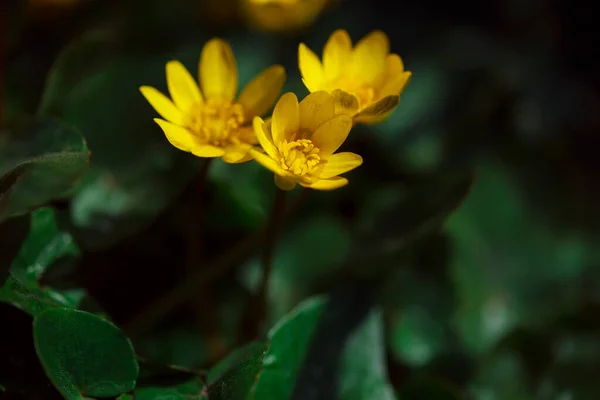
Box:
[2,0,600,399]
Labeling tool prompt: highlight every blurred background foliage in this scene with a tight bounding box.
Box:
[1,0,600,398]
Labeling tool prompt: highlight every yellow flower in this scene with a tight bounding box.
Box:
[298,29,412,124]
[251,91,362,191]
[240,0,331,33]
[140,38,286,163]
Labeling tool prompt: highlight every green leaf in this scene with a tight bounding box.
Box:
[0,118,90,221]
[354,169,473,277]
[388,305,447,368]
[9,207,79,283]
[0,207,84,315]
[135,378,207,400]
[0,276,82,316]
[40,31,200,249]
[207,341,267,399]
[117,395,134,400]
[249,297,326,399]
[447,163,592,354]
[33,308,139,399]
[339,310,398,400]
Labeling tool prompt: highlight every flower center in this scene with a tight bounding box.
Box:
[330,76,376,109]
[186,99,245,146]
[278,139,322,178]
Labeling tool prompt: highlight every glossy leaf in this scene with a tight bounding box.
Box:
[0,118,90,221]
[250,297,326,399]
[339,310,398,400]
[9,207,79,283]
[135,378,207,400]
[33,308,139,399]
[0,207,84,315]
[207,341,267,399]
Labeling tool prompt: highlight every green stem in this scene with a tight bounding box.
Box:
[257,187,287,328]
[124,187,306,337]
[186,158,227,361]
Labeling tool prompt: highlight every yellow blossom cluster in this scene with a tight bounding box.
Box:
[140,29,411,191]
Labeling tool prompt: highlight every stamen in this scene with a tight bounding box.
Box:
[278,139,321,178]
[186,99,245,146]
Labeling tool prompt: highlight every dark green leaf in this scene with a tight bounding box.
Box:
[0,276,83,316]
[0,213,28,285]
[353,168,473,277]
[249,297,326,399]
[207,341,267,399]
[117,395,134,400]
[447,163,593,354]
[33,308,139,399]
[0,207,84,315]
[339,310,398,400]
[0,117,90,221]
[9,207,79,283]
[135,378,207,400]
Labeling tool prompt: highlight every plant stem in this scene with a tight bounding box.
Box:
[256,187,287,331]
[186,158,227,361]
[124,187,307,337]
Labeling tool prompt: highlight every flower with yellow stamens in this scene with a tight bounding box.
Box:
[140,38,286,163]
[298,29,411,124]
[251,91,362,191]
[240,0,331,33]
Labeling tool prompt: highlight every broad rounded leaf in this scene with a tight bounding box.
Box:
[0,118,90,221]
[33,308,139,399]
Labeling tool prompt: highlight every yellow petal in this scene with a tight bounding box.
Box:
[301,176,348,190]
[253,117,278,158]
[166,60,202,113]
[379,54,411,97]
[154,118,198,152]
[319,152,363,179]
[310,115,353,157]
[351,30,389,82]
[200,38,238,101]
[238,65,286,121]
[250,148,284,175]
[298,43,324,92]
[140,86,184,125]
[331,89,359,117]
[298,91,335,133]
[272,92,299,144]
[323,29,352,80]
[355,95,399,123]
[192,145,225,158]
[222,146,252,163]
[275,174,297,191]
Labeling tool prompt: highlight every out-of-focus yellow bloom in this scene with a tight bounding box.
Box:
[140,38,286,163]
[298,29,412,124]
[251,91,362,191]
[240,0,331,33]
